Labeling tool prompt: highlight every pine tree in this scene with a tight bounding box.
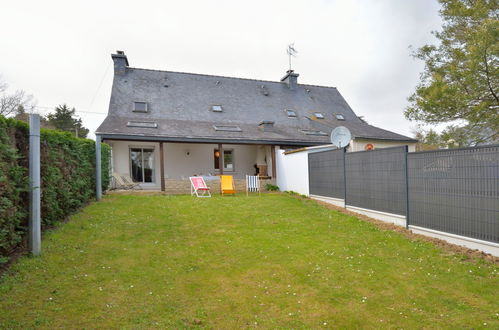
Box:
[46,104,89,138]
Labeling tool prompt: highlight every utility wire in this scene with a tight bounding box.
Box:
[88,62,112,111]
[31,105,107,115]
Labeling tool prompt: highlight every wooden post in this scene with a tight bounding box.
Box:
[218,143,223,175]
[271,145,277,179]
[160,142,165,192]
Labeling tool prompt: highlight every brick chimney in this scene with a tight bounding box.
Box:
[111,50,129,75]
[280,70,299,91]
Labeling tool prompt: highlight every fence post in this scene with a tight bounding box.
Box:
[343,147,347,208]
[96,135,102,201]
[29,114,41,256]
[404,145,410,229]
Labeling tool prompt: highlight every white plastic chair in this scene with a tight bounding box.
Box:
[190,176,211,197]
[246,175,261,196]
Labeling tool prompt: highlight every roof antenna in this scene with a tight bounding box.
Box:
[287,43,298,71]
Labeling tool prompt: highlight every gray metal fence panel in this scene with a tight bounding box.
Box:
[408,146,499,243]
[345,146,407,215]
[308,149,345,199]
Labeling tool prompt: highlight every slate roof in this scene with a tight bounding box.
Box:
[96,54,416,146]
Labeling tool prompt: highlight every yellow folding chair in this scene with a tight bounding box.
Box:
[220,175,236,196]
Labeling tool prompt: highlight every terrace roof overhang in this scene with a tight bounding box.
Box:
[96,133,325,147]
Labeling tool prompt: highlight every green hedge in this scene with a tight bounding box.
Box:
[0,116,110,263]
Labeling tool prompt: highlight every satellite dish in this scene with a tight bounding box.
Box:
[330,126,351,148]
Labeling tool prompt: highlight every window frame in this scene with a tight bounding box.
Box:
[213,125,242,132]
[286,109,297,118]
[336,113,345,120]
[314,112,325,119]
[126,121,158,128]
[133,101,148,113]
[129,146,156,184]
[214,148,235,172]
[211,105,223,112]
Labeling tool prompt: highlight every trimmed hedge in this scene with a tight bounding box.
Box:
[0,116,110,263]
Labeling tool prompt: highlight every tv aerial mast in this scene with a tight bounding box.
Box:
[287,43,298,71]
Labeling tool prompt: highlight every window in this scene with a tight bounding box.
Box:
[212,105,223,112]
[130,148,155,183]
[126,121,158,128]
[213,125,241,132]
[133,102,148,112]
[301,129,328,136]
[314,112,324,119]
[336,114,345,120]
[214,149,234,171]
[286,109,297,117]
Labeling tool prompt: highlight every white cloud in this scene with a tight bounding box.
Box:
[0,0,442,139]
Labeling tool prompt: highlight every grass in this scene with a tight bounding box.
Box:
[0,193,498,328]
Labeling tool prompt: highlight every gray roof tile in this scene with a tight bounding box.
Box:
[97,65,416,145]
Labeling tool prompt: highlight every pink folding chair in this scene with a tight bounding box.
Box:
[190,176,211,197]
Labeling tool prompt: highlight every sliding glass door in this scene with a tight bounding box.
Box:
[130,148,155,183]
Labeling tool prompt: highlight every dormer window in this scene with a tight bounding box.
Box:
[286,110,297,118]
[336,114,345,120]
[212,105,223,112]
[133,102,148,112]
[314,112,324,119]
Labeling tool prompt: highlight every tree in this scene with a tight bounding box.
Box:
[0,76,36,116]
[46,104,89,138]
[412,123,490,151]
[13,105,53,129]
[405,0,498,146]
[412,127,442,151]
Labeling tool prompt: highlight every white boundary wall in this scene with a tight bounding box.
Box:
[276,145,338,196]
[276,149,309,195]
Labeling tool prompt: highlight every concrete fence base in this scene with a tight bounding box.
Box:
[409,226,499,257]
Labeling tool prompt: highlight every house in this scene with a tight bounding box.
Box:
[96,51,417,192]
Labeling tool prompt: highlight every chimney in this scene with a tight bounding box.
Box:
[280,70,299,91]
[259,120,275,132]
[111,50,129,75]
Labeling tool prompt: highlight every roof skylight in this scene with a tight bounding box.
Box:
[126,121,158,128]
[336,114,345,120]
[133,102,148,112]
[212,105,223,112]
[314,112,324,119]
[213,125,242,132]
[286,109,297,118]
[301,129,328,136]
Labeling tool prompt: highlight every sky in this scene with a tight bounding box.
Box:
[0,0,443,140]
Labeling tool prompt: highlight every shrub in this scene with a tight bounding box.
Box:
[0,115,110,263]
[265,183,279,191]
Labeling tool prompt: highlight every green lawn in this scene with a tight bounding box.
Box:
[0,194,497,329]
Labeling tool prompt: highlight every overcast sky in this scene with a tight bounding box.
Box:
[0,0,442,140]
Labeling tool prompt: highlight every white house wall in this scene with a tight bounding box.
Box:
[109,140,162,189]
[108,141,261,188]
[350,139,416,152]
[164,143,258,179]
